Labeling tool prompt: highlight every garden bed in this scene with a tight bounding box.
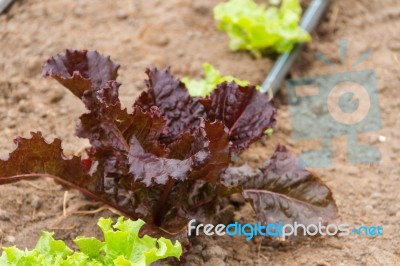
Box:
[0,0,399,265]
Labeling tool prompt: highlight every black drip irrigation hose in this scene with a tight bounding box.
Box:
[0,0,13,14]
[260,0,331,97]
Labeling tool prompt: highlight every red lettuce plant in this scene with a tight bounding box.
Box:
[0,50,339,243]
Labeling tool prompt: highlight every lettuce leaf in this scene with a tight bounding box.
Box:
[221,146,340,239]
[200,81,276,153]
[181,63,254,97]
[214,0,311,57]
[0,217,182,266]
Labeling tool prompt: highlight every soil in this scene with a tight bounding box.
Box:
[0,0,400,265]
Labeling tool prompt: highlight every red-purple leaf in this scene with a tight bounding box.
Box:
[44,50,131,152]
[126,107,167,156]
[129,120,230,186]
[42,49,119,98]
[134,68,205,144]
[0,132,141,218]
[188,121,230,183]
[202,82,276,153]
[0,132,90,186]
[222,145,340,235]
[129,135,192,186]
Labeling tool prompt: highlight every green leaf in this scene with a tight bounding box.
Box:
[0,217,182,266]
[35,232,73,259]
[61,252,90,266]
[1,247,26,264]
[182,63,258,97]
[214,0,311,57]
[146,237,182,265]
[264,128,274,136]
[99,217,182,265]
[74,237,104,259]
[113,256,132,266]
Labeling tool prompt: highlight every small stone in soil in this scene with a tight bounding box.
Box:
[191,244,204,255]
[206,258,226,266]
[0,209,10,221]
[202,245,227,261]
[49,90,65,103]
[315,260,330,266]
[116,10,128,20]
[192,0,210,15]
[5,235,15,244]
[185,255,203,266]
[388,205,397,216]
[364,205,374,213]
[229,194,245,205]
[30,195,42,209]
[326,238,343,249]
[388,38,400,51]
[378,135,386,142]
[154,36,169,47]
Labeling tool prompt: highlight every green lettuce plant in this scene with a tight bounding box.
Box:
[214,0,311,57]
[181,63,256,97]
[0,217,182,266]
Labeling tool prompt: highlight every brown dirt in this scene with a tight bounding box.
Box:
[0,0,399,265]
